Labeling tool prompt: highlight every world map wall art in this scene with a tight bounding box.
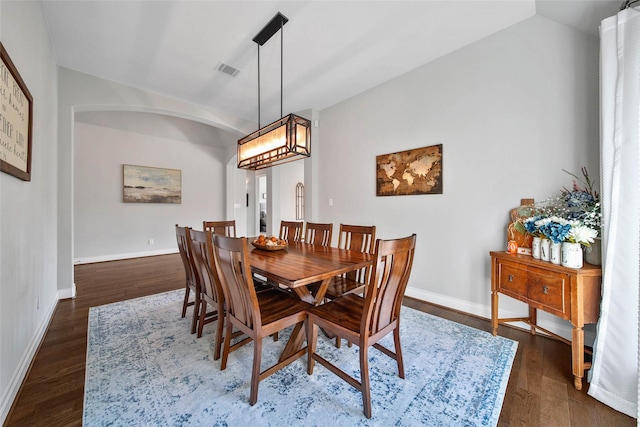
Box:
[376,144,443,196]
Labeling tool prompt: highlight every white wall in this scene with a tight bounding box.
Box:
[0,1,59,422]
[318,16,600,340]
[57,67,255,296]
[73,116,228,263]
[279,161,305,222]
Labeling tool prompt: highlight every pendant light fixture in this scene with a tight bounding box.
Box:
[237,12,311,170]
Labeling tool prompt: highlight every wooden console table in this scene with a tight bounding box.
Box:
[490,251,602,390]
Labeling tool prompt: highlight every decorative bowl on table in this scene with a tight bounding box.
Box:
[251,236,288,251]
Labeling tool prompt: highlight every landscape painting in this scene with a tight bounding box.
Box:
[376,144,443,196]
[123,164,181,204]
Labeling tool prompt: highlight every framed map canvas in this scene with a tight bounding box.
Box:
[376,144,442,196]
[123,164,181,203]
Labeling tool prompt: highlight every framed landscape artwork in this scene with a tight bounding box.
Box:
[376,144,443,196]
[123,164,181,204]
[0,42,33,181]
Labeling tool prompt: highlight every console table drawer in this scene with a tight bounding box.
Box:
[497,262,528,296]
[527,269,568,318]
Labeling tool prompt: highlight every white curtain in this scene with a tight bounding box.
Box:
[588,7,640,419]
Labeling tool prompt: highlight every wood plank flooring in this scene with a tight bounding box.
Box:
[4,254,634,426]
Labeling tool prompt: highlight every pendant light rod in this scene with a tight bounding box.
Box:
[253,12,288,128]
[280,17,284,118]
[257,45,261,127]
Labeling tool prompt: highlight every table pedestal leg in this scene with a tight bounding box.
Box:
[280,278,333,362]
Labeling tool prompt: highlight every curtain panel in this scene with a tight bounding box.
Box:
[588,7,640,419]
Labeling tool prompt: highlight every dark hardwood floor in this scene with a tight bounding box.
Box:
[4,254,634,426]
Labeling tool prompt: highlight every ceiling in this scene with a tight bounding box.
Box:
[42,1,621,132]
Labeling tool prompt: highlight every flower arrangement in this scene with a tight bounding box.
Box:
[537,216,572,244]
[566,224,599,246]
[515,168,601,247]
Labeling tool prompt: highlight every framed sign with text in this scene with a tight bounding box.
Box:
[0,42,33,181]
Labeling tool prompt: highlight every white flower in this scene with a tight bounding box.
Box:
[569,225,598,245]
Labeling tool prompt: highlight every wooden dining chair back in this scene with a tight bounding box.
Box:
[211,234,309,405]
[279,220,303,243]
[324,224,377,300]
[338,224,376,254]
[176,224,200,334]
[306,234,417,418]
[203,220,236,237]
[304,222,333,246]
[189,229,226,359]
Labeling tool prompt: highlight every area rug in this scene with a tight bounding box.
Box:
[84,290,517,426]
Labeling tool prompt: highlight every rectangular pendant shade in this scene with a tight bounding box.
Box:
[237,113,311,170]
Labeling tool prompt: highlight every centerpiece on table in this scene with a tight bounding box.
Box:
[514,168,601,268]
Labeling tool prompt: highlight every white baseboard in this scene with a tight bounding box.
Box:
[406,286,492,318]
[74,248,179,265]
[0,293,58,425]
[405,285,596,345]
[58,282,76,299]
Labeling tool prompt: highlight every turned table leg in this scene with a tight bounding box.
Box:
[572,325,584,390]
[529,306,537,335]
[491,290,499,336]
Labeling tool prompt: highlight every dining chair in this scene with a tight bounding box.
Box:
[189,229,226,359]
[176,224,200,335]
[203,218,272,293]
[212,234,309,405]
[325,224,376,300]
[279,220,303,243]
[319,224,376,347]
[304,222,333,246]
[306,234,417,419]
[203,220,236,237]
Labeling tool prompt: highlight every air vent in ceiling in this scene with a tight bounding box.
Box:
[216,62,240,77]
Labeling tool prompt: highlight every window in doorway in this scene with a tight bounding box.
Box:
[296,182,304,220]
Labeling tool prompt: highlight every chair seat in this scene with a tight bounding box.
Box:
[324,276,366,300]
[258,290,310,327]
[252,276,277,293]
[308,294,364,334]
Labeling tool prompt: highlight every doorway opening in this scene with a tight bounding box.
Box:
[257,174,267,233]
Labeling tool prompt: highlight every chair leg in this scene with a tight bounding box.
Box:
[214,306,224,360]
[249,336,263,406]
[307,321,318,374]
[220,317,233,370]
[181,286,190,318]
[335,336,341,348]
[360,345,372,419]
[393,327,405,379]
[272,332,279,342]
[197,300,207,338]
[190,291,200,334]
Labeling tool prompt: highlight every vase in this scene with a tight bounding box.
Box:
[561,242,583,269]
[540,238,550,262]
[584,237,602,265]
[531,237,541,259]
[550,242,561,264]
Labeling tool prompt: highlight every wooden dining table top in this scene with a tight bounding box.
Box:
[248,240,373,290]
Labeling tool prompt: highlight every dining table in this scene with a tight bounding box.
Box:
[247,240,373,362]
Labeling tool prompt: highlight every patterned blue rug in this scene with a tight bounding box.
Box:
[84,290,517,426]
